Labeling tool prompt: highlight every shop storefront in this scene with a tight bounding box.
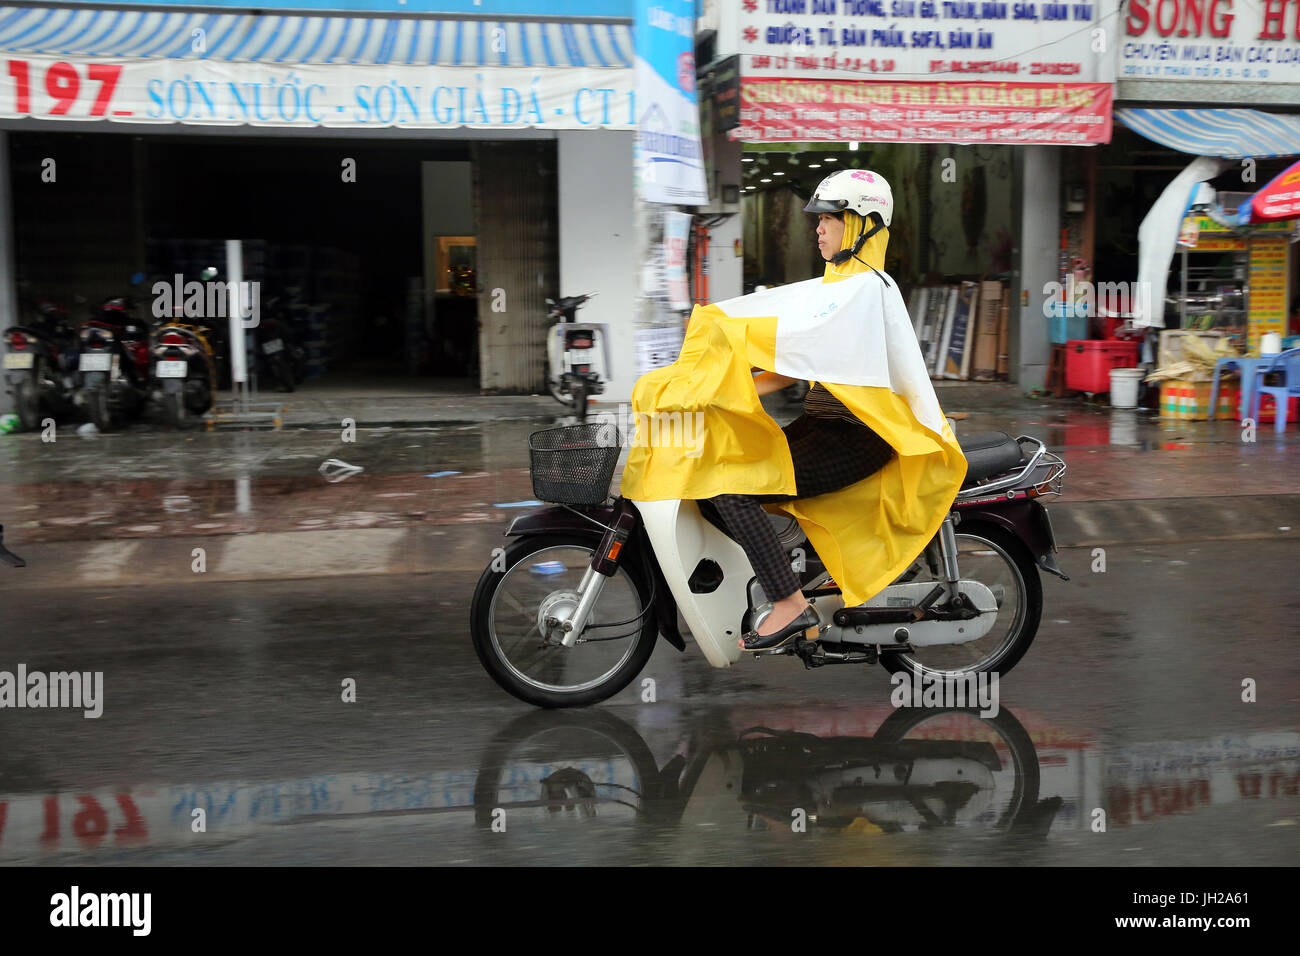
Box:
[0,1,643,410]
[696,0,1118,387]
[1101,2,1300,361]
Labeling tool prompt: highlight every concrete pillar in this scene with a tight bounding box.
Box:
[557,130,638,403]
[0,132,17,416]
[703,131,743,303]
[1016,146,1060,390]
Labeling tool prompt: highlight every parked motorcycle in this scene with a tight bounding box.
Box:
[77,295,151,431]
[471,706,1063,842]
[2,297,79,430]
[149,315,220,427]
[256,295,306,392]
[471,427,1068,708]
[545,293,610,423]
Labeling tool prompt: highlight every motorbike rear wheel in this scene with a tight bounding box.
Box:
[880,524,1042,681]
[14,370,41,430]
[163,388,186,427]
[874,705,1040,831]
[470,533,659,708]
[570,379,589,423]
[86,384,113,432]
[269,352,296,392]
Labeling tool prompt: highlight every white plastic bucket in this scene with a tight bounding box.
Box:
[1261,331,1282,356]
[1110,368,1144,408]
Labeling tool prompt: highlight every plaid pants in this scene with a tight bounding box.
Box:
[710,415,895,601]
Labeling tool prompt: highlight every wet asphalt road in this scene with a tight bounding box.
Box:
[1,536,1297,866]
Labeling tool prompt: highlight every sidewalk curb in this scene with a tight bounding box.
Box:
[1,495,1295,591]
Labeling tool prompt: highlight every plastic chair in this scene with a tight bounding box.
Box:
[1249,348,1300,434]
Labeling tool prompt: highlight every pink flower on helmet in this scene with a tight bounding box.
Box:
[850,171,875,182]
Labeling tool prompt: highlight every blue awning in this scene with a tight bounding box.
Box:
[1115,108,1300,160]
[0,7,632,67]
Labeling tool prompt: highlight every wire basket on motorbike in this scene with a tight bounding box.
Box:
[529,423,622,505]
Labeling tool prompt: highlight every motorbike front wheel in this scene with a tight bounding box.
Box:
[880,524,1043,681]
[470,533,659,708]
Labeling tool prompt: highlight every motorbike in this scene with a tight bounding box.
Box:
[471,706,1063,842]
[149,310,221,427]
[470,426,1068,708]
[2,297,80,430]
[255,295,306,392]
[77,295,152,431]
[545,293,610,423]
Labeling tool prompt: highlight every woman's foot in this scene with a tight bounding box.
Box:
[739,599,820,652]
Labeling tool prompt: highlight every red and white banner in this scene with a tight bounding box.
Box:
[732,78,1112,144]
[0,55,634,130]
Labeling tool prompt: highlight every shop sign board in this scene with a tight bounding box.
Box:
[726,0,1111,84]
[0,59,634,130]
[1121,0,1300,84]
[663,210,693,309]
[733,78,1112,144]
[1248,237,1289,351]
[709,54,742,132]
[635,0,709,204]
[43,0,634,16]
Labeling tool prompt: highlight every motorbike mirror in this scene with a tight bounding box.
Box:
[545,298,555,306]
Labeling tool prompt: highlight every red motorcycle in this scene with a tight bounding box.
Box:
[77,295,151,431]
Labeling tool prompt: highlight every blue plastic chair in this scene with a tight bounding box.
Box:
[1249,348,1300,434]
[1284,335,1300,351]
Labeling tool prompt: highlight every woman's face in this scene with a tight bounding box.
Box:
[816,213,844,261]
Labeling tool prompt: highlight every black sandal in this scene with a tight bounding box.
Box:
[740,606,821,652]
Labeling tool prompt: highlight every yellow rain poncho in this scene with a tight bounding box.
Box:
[620,212,968,607]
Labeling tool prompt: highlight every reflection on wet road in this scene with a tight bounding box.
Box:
[1,537,1296,866]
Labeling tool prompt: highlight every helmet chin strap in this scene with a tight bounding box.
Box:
[828,218,884,266]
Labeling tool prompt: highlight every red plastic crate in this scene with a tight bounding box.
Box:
[1065,340,1141,393]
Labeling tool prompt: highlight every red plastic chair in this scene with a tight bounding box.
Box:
[1249,348,1300,434]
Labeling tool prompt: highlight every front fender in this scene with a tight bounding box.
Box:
[504,502,620,538]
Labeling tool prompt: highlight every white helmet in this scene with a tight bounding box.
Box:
[803,169,894,228]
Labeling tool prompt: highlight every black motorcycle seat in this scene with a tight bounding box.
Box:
[958,432,1025,484]
[553,294,592,313]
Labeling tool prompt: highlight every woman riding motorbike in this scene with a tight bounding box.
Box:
[621,169,968,655]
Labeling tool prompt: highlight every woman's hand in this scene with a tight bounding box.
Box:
[753,370,800,396]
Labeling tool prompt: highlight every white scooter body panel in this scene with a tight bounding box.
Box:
[629,498,750,668]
